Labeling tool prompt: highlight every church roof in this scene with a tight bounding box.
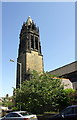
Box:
[49,61,77,80]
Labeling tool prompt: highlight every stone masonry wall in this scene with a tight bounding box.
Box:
[26,51,43,73]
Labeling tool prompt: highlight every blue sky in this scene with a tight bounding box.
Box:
[1,2,75,97]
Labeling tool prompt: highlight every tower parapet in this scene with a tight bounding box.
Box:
[18,16,41,56]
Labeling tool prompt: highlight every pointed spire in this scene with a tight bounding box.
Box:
[26,16,32,25]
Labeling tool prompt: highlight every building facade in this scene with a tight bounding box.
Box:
[16,17,44,88]
[49,61,77,89]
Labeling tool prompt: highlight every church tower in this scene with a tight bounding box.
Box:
[16,17,44,87]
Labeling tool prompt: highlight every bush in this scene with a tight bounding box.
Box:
[13,71,66,114]
[64,89,77,105]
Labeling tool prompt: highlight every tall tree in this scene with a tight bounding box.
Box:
[13,71,65,114]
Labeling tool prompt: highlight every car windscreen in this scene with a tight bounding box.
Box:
[60,107,74,115]
[20,112,32,116]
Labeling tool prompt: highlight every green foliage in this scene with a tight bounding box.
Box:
[64,88,75,94]
[63,89,77,106]
[13,71,66,114]
[1,95,14,109]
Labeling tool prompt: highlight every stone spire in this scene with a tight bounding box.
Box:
[26,16,32,25]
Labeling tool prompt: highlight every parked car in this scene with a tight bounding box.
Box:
[1,111,38,120]
[48,105,77,120]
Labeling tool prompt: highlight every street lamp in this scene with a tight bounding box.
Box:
[17,62,22,90]
[10,59,22,110]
